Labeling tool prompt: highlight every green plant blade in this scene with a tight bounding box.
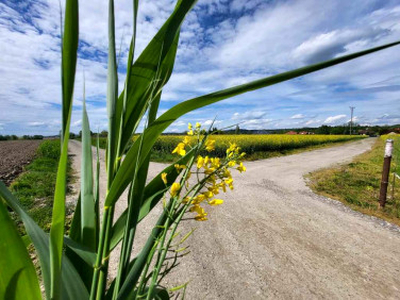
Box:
[116,0,197,154]
[105,40,400,208]
[81,97,97,251]
[61,0,78,142]
[49,109,72,299]
[0,201,41,300]
[0,182,89,299]
[50,0,79,296]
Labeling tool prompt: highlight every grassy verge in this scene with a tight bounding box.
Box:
[307,136,400,226]
[9,139,70,234]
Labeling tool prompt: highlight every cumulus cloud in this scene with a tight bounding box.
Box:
[290,114,305,119]
[323,114,347,124]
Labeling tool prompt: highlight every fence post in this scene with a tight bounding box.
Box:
[379,139,393,208]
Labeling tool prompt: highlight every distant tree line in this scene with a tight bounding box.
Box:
[0,135,44,140]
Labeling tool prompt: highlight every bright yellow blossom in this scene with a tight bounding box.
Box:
[170,182,181,197]
[208,199,224,206]
[237,162,246,173]
[205,139,215,152]
[195,122,201,129]
[161,172,168,185]
[228,160,236,167]
[183,136,190,145]
[203,191,213,198]
[174,164,186,171]
[196,156,204,169]
[225,178,234,190]
[172,142,186,156]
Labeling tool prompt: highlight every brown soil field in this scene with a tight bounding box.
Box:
[0,140,42,185]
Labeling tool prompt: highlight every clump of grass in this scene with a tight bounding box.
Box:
[308,137,400,225]
[10,139,67,233]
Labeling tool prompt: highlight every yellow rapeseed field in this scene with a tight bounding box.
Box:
[152,134,364,157]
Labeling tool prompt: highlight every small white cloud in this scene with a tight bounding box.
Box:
[290,114,305,119]
[323,114,347,124]
[28,121,46,127]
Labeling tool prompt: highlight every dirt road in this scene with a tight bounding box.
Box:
[68,138,400,299]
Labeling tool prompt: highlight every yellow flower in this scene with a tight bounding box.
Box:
[161,172,168,185]
[204,156,210,165]
[194,215,208,221]
[195,122,201,129]
[182,197,192,204]
[190,205,208,221]
[188,123,193,130]
[210,157,220,168]
[170,182,181,197]
[172,142,186,156]
[174,164,186,171]
[225,178,234,190]
[208,199,224,206]
[187,129,194,136]
[228,160,236,167]
[193,194,206,204]
[203,191,213,198]
[237,162,246,173]
[197,155,204,169]
[205,139,215,152]
[183,136,190,145]
[226,143,237,154]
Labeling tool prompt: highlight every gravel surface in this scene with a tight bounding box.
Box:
[68,138,400,299]
[0,140,41,185]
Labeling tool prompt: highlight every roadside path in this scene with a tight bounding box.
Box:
[68,138,400,299]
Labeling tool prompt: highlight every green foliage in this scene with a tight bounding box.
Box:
[0,200,41,299]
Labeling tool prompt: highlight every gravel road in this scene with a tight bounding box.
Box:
[68,138,400,299]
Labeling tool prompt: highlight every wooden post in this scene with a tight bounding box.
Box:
[379,139,393,208]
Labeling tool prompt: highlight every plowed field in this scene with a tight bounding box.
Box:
[0,140,41,185]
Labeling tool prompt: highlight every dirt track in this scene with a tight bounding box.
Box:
[68,138,400,299]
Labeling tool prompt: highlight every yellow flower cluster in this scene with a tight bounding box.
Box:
[189,142,245,221]
[168,123,246,222]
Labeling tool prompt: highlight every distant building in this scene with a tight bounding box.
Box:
[286,131,297,135]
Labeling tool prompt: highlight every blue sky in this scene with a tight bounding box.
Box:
[1,0,400,135]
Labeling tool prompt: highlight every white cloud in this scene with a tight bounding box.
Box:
[290,114,305,119]
[323,114,347,124]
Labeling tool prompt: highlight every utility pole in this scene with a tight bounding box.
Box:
[349,106,355,135]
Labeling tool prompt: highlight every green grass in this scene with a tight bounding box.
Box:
[9,140,70,234]
[307,136,400,226]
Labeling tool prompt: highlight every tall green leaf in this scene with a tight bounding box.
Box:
[61,0,79,142]
[0,201,41,300]
[0,182,89,299]
[50,0,79,297]
[105,40,400,208]
[81,96,97,251]
[106,0,119,184]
